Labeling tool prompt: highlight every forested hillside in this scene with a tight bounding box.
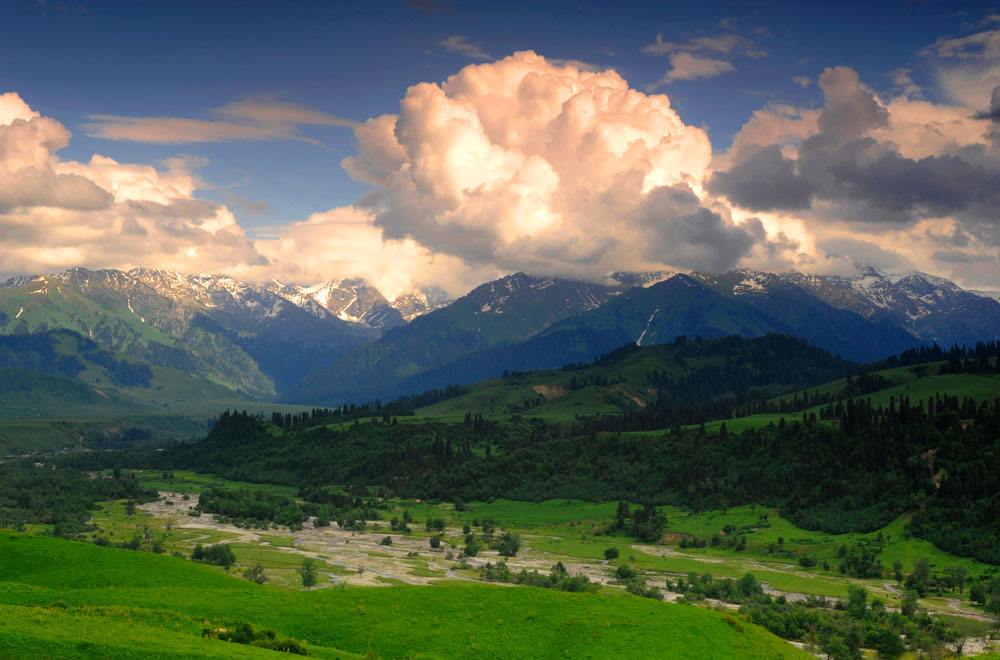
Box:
[75,377,1000,565]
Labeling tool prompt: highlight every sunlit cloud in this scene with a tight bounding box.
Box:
[650,52,735,87]
[83,97,358,145]
[0,92,267,277]
[6,40,1000,293]
[343,51,761,279]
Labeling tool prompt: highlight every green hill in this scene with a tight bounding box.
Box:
[0,532,810,660]
[419,333,854,422]
[701,360,1000,433]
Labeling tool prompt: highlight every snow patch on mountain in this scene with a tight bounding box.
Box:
[636,308,660,346]
[391,287,452,322]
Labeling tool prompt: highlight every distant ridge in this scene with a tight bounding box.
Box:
[3,264,1000,406]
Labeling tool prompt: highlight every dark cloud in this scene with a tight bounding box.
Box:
[709,145,811,210]
[925,225,971,247]
[974,85,1000,121]
[224,192,269,215]
[710,66,1000,240]
[637,184,757,272]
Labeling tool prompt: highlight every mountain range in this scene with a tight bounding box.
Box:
[2,264,999,407]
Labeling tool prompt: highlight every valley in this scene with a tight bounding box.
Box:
[4,469,999,659]
[3,266,1000,659]
[9,9,1000,658]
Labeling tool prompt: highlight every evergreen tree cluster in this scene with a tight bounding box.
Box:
[0,462,156,538]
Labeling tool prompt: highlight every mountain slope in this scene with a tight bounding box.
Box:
[386,270,1000,399]
[395,274,789,394]
[127,268,378,392]
[0,330,252,418]
[283,273,624,404]
[390,286,453,321]
[1,268,378,397]
[781,267,1000,347]
[690,270,921,361]
[266,277,406,331]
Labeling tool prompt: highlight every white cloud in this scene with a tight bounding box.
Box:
[793,76,812,88]
[252,206,492,299]
[0,92,266,278]
[650,52,736,87]
[922,27,1000,112]
[8,45,1000,294]
[342,51,758,280]
[0,91,491,297]
[439,35,493,61]
[83,97,358,145]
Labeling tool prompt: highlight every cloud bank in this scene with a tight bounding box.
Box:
[710,53,1000,283]
[5,36,1000,293]
[0,92,266,278]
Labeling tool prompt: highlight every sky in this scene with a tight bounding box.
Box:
[2,0,1000,298]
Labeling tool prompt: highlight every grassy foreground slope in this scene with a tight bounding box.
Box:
[0,532,810,660]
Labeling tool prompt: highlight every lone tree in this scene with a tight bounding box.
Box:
[243,561,268,584]
[299,557,317,588]
[604,547,620,560]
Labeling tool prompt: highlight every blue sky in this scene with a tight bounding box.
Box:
[2,0,1000,292]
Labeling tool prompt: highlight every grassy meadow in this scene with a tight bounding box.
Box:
[0,532,813,660]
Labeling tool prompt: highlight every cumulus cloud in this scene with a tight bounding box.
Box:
[10,46,1000,294]
[84,97,358,145]
[711,66,1000,230]
[253,206,492,299]
[708,60,1000,289]
[342,51,760,280]
[0,92,267,278]
[0,91,491,297]
[0,103,112,213]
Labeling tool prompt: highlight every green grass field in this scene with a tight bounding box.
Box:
[0,532,812,660]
